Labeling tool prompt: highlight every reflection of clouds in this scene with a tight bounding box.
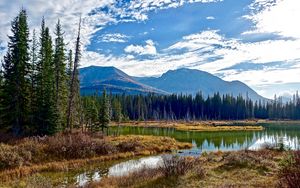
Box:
[76,172,92,187]
[75,127,300,186]
[76,156,162,186]
[108,156,162,177]
[248,133,300,150]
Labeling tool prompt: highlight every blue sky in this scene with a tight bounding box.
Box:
[1,0,300,98]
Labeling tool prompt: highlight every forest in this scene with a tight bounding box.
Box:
[1,8,300,188]
[1,9,300,137]
[82,91,300,124]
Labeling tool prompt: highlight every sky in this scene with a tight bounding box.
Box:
[1,0,300,99]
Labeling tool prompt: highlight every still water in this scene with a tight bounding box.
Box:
[109,123,300,152]
[39,123,300,186]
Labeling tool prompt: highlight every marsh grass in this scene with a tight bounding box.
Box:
[87,156,205,188]
[88,149,283,188]
[111,120,264,132]
[0,133,191,183]
[277,151,300,188]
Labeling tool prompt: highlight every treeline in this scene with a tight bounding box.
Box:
[82,92,300,125]
[0,9,82,136]
[1,10,300,137]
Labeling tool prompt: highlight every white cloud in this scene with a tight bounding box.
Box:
[167,30,227,51]
[206,16,215,20]
[0,0,117,51]
[245,0,300,39]
[0,0,223,56]
[1,0,299,98]
[100,33,130,43]
[124,40,157,55]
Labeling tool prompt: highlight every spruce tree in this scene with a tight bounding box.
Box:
[67,49,73,88]
[29,29,38,133]
[35,19,57,135]
[99,89,110,132]
[1,9,31,136]
[112,99,123,125]
[0,65,3,128]
[86,98,99,132]
[53,20,68,131]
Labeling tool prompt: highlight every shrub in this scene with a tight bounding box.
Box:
[43,132,97,159]
[0,144,31,170]
[159,155,200,177]
[277,151,300,188]
[95,142,118,155]
[261,142,289,151]
[117,141,142,152]
[42,132,121,159]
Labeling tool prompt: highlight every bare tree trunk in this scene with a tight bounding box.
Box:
[66,17,81,132]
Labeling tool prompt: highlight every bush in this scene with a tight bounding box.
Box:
[278,151,300,188]
[95,142,118,155]
[0,144,31,170]
[159,155,201,177]
[117,141,142,152]
[44,132,97,159]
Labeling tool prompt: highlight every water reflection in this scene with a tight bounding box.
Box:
[74,156,163,186]
[43,124,300,186]
[109,124,300,152]
[108,156,162,176]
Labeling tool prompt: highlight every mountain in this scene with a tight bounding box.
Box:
[134,68,268,101]
[79,66,167,95]
[79,66,268,101]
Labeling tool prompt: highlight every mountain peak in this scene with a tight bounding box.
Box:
[138,68,268,101]
[79,66,167,95]
[79,66,268,101]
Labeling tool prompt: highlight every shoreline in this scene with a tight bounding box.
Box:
[0,135,191,184]
[111,120,270,131]
[88,149,286,188]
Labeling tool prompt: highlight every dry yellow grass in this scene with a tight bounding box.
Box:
[111,120,264,131]
[0,135,191,183]
[88,149,284,188]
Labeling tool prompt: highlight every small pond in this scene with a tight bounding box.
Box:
[27,123,300,186]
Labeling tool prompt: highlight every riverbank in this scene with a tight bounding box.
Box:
[111,120,267,131]
[88,149,291,188]
[0,133,191,184]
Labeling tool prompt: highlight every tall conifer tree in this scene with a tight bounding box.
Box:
[29,29,38,133]
[53,20,68,131]
[1,9,31,135]
[99,89,110,132]
[36,19,57,135]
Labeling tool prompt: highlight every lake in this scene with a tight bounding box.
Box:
[109,123,300,152]
[32,123,300,186]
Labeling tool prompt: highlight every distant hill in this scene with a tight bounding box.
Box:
[79,66,167,95]
[79,66,268,101]
[134,68,268,101]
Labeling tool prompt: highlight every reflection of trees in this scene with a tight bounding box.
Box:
[109,126,300,151]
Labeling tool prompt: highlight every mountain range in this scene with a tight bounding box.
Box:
[79,66,268,101]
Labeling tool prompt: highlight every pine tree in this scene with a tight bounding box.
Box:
[53,20,68,131]
[0,65,3,128]
[1,9,31,136]
[29,29,38,133]
[67,18,82,131]
[35,19,57,135]
[85,97,99,132]
[99,89,110,132]
[112,99,123,125]
[67,49,73,88]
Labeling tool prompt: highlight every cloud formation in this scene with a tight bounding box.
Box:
[124,40,157,56]
[100,33,130,43]
[245,0,300,39]
[1,0,300,98]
